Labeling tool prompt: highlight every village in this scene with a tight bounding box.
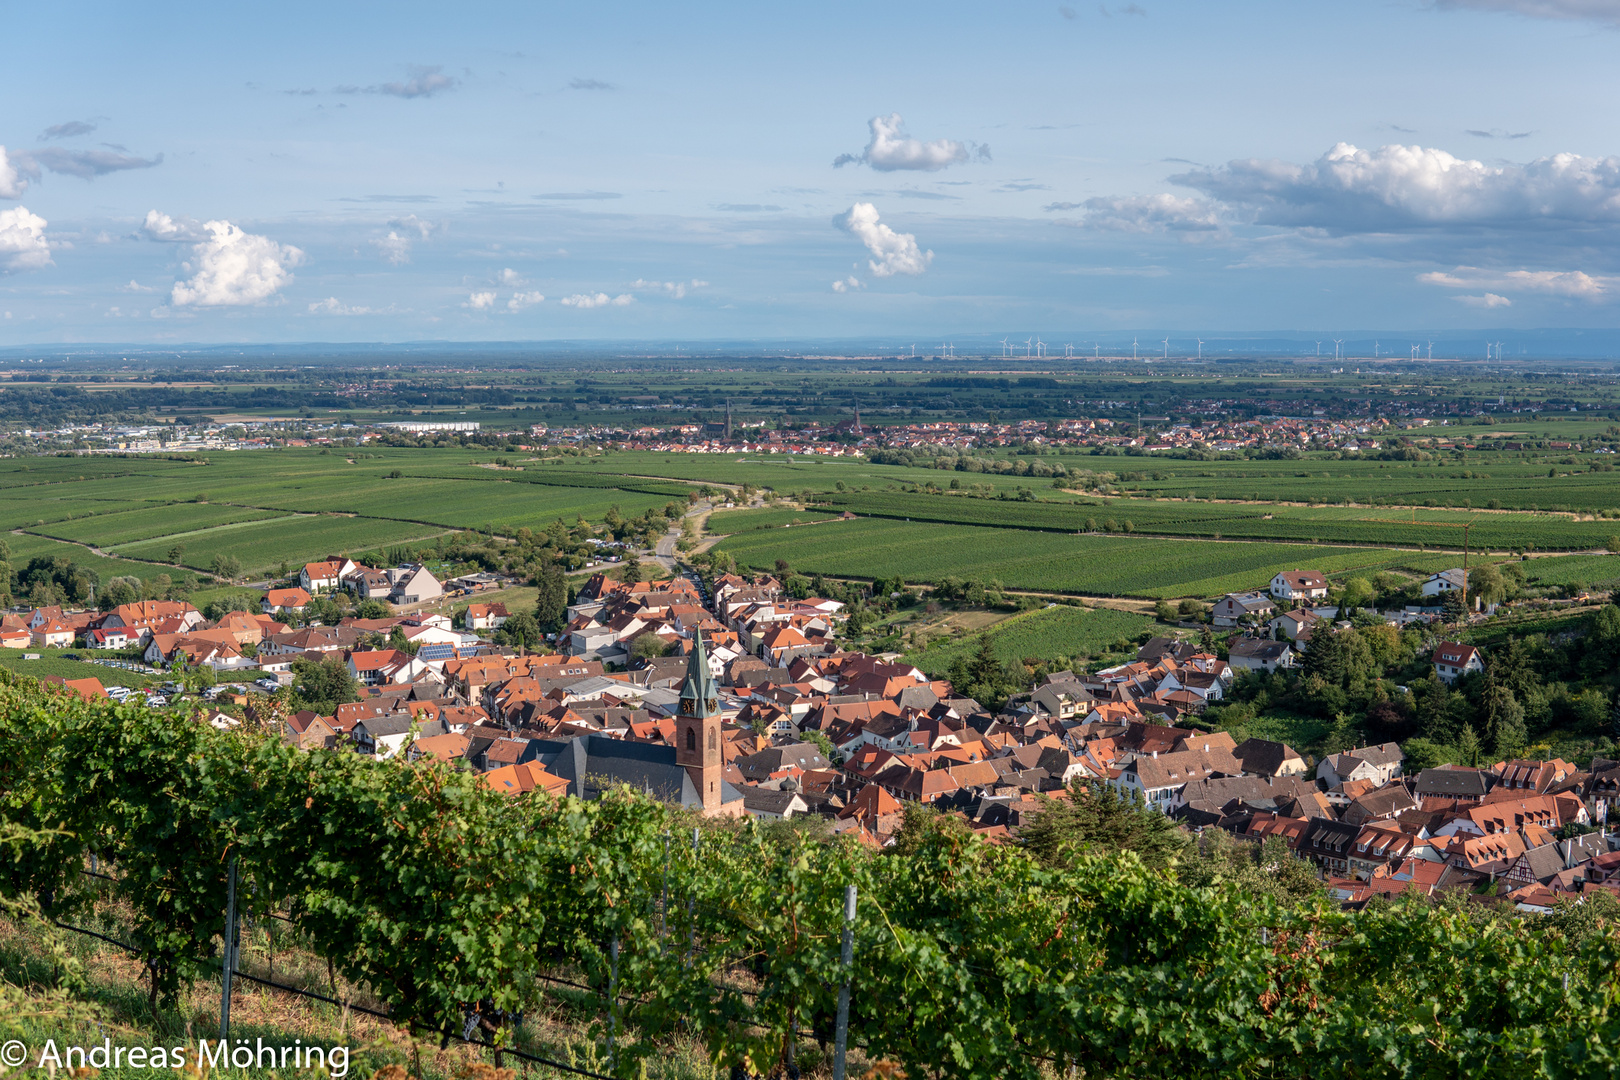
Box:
[8,540,1616,919]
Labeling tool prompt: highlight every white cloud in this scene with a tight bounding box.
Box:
[1455,292,1513,307]
[1434,0,1620,24]
[833,114,986,172]
[119,279,157,292]
[308,297,388,315]
[464,291,496,310]
[389,213,435,238]
[1418,265,1612,299]
[142,209,203,241]
[1173,142,1620,232]
[0,147,30,199]
[375,231,412,265]
[0,207,52,272]
[560,292,633,308]
[831,275,863,293]
[163,217,304,306]
[498,268,526,286]
[375,65,456,98]
[507,291,545,311]
[1079,193,1222,232]
[27,147,161,179]
[631,278,708,299]
[836,203,932,277]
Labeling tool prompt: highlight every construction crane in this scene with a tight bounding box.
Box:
[1366,510,1479,610]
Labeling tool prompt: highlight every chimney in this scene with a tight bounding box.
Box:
[1151,750,1158,759]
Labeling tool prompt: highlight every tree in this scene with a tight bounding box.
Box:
[1154,599,1175,622]
[1441,590,1467,622]
[1481,685,1527,760]
[534,564,568,634]
[1019,781,1188,872]
[801,729,836,761]
[1468,563,1505,608]
[499,611,542,651]
[1339,577,1375,615]
[354,598,392,620]
[97,575,141,611]
[620,557,644,586]
[167,543,186,564]
[1456,723,1483,768]
[211,553,242,580]
[289,654,360,715]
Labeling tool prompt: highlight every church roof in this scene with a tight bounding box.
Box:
[681,630,719,716]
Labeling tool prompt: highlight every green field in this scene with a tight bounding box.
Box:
[706,507,842,532]
[33,503,286,546]
[5,532,179,582]
[714,517,1467,599]
[904,604,1154,675]
[116,514,450,575]
[0,648,160,689]
[814,491,1615,551]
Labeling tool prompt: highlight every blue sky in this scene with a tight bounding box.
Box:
[3,0,1620,344]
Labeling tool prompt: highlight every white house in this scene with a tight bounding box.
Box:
[1422,569,1467,598]
[1433,642,1485,684]
[388,564,443,605]
[1212,592,1276,627]
[1270,570,1330,603]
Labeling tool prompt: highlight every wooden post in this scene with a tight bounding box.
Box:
[219,857,238,1042]
[833,885,857,1080]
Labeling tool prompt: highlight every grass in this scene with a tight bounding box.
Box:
[715,518,1470,599]
[903,604,1154,675]
[4,533,181,583]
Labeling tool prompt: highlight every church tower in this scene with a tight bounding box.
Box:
[676,630,723,812]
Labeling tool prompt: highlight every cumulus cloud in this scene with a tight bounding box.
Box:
[1418,265,1612,299]
[1434,0,1620,24]
[372,214,436,265]
[560,292,633,308]
[631,278,707,299]
[389,213,436,238]
[309,297,386,315]
[833,114,987,172]
[464,291,496,310]
[1172,142,1620,232]
[835,203,932,277]
[1079,193,1222,232]
[142,209,203,241]
[42,121,96,140]
[119,279,157,292]
[375,231,412,265]
[507,291,545,311]
[1455,292,1513,307]
[498,268,526,286]
[0,148,27,199]
[0,207,52,272]
[831,275,863,293]
[155,216,304,307]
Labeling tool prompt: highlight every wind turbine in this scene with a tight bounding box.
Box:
[1161,338,1170,359]
[1494,340,1504,360]
[1132,337,1139,360]
[1427,340,1433,360]
[1035,338,1046,357]
[1196,338,1204,359]
[1094,345,1100,359]
[999,337,1010,357]
[1333,339,1343,361]
[1064,343,1074,358]
[1315,341,1322,358]
[1373,340,1379,359]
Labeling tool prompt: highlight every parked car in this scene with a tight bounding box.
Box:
[144,694,167,707]
[60,653,81,661]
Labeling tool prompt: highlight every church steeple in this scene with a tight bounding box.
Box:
[676,630,723,811]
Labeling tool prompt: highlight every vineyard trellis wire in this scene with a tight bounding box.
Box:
[7,675,1620,1078]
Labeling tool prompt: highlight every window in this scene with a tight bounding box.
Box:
[708,728,716,751]
[685,727,696,752]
